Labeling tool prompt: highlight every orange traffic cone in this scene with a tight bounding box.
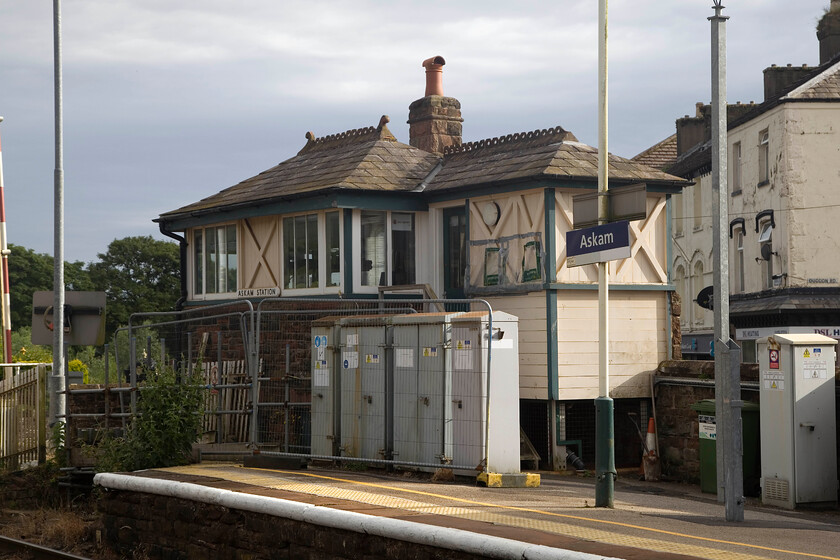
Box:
[643,417,661,481]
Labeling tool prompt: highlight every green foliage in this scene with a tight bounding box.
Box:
[9,326,52,363]
[68,359,89,384]
[7,244,93,331]
[88,236,180,340]
[95,365,204,472]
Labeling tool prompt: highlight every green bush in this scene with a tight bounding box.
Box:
[95,365,204,472]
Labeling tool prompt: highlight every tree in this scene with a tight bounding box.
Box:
[88,236,180,338]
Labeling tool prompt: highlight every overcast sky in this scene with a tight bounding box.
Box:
[0,1,829,263]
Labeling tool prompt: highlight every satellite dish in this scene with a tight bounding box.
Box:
[760,244,773,261]
[696,286,714,310]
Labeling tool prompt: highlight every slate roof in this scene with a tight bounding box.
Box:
[666,55,840,180]
[427,127,686,193]
[630,134,678,171]
[780,58,840,100]
[160,120,687,222]
[160,116,440,219]
[730,288,840,316]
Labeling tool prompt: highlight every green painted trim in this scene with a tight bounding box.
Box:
[343,208,354,296]
[425,179,593,204]
[546,283,675,291]
[546,289,559,400]
[544,188,557,283]
[160,191,427,231]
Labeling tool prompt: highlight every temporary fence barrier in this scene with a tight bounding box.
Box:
[0,364,48,472]
[63,298,499,474]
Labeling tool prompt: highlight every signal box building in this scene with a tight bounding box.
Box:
[157,57,688,469]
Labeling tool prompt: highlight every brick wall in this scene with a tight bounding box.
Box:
[654,360,759,483]
[99,490,493,560]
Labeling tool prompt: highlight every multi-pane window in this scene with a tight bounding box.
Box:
[692,261,705,325]
[283,211,341,291]
[758,130,769,185]
[360,211,415,287]
[735,230,745,293]
[693,183,702,229]
[759,221,773,289]
[284,214,319,289]
[674,193,684,236]
[193,224,237,295]
[732,142,742,194]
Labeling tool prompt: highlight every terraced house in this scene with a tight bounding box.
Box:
[156,57,688,469]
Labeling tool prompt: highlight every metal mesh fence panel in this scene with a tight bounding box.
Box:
[255,298,494,472]
[114,302,255,445]
[561,397,649,469]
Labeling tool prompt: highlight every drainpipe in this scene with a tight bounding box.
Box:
[158,223,187,311]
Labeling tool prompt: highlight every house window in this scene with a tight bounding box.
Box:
[673,193,684,236]
[732,142,742,195]
[360,211,415,287]
[193,224,238,295]
[759,221,773,289]
[693,183,702,230]
[735,230,745,293]
[691,260,705,325]
[758,130,769,185]
[282,211,342,291]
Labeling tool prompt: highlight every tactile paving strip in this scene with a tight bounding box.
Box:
[161,464,827,560]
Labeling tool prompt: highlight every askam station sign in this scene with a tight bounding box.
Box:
[565,221,631,268]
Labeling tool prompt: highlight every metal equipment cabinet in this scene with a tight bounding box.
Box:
[310,317,341,457]
[449,311,520,474]
[391,312,461,466]
[757,334,838,509]
[338,315,391,460]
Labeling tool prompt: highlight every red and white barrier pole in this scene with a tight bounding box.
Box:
[0,117,12,364]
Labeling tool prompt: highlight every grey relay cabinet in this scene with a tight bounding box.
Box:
[310,310,522,474]
[757,334,838,509]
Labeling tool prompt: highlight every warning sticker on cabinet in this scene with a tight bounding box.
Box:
[762,371,784,391]
[342,352,358,369]
[365,354,380,364]
[422,347,438,358]
[803,358,827,379]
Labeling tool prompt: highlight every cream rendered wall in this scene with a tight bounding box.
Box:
[727,106,786,293]
[556,290,667,400]
[482,293,548,400]
[779,104,840,289]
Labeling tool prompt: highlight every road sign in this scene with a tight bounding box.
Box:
[566,221,631,267]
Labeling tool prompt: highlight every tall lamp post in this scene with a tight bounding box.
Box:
[709,0,744,522]
[595,0,615,508]
[53,0,66,423]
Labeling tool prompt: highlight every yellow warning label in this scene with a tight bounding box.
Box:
[803,349,811,358]
[771,381,777,389]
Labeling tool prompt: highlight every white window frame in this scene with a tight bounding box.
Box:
[735,229,745,293]
[758,130,770,185]
[191,222,239,300]
[759,222,773,290]
[352,209,417,294]
[732,141,742,194]
[281,210,343,296]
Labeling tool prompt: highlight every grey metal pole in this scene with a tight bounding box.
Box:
[710,1,744,522]
[594,0,615,508]
[52,0,66,426]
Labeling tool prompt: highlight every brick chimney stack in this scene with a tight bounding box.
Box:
[407,56,463,155]
[818,0,840,65]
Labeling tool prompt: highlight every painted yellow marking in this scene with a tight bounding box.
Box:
[163,465,839,560]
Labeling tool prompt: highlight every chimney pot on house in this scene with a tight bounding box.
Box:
[408,56,463,155]
[422,56,446,96]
